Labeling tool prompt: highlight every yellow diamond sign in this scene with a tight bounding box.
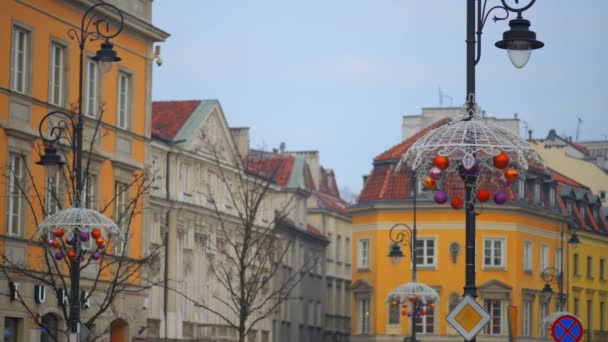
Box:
[446,295,490,341]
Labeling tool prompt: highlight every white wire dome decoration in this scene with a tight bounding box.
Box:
[386,281,440,303]
[38,207,121,239]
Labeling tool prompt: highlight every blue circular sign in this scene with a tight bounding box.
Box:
[551,315,583,342]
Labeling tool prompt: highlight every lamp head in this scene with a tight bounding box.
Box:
[92,39,121,73]
[389,242,404,265]
[568,232,581,246]
[541,282,554,295]
[37,144,65,178]
[495,17,544,69]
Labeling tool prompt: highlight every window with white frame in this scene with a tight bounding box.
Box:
[49,42,66,106]
[534,183,541,203]
[6,153,24,236]
[117,71,131,129]
[85,57,98,117]
[388,302,400,325]
[84,174,97,209]
[345,237,351,264]
[206,169,216,201]
[522,300,532,336]
[484,238,505,268]
[358,239,370,269]
[540,244,549,272]
[114,182,129,254]
[415,299,435,334]
[549,187,556,207]
[12,26,29,94]
[556,247,563,273]
[484,299,503,335]
[181,162,190,195]
[45,172,62,215]
[518,180,525,198]
[415,238,436,267]
[539,302,548,337]
[150,157,159,189]
[336,235,342,263]
[524,241,533,272]
[359,298,370,334]
[580,203,586,220]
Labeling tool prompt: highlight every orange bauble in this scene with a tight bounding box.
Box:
[424,176,436,190]
[96,237,105,246]
[429,303,435,309]
[54,228,64,238]
[433,156,450,170]
[53,240,60,248]
[391,300,398,307]
[67,251,76,259]
[493,152,510,169]
[91,228,101,239]
[402,310,407,316]
[451,196,464,210]
[504,168,519,182]
[477,189,491,202]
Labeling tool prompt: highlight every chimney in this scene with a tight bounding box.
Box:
[514,113,519,119]
[229,127,250,157]
[528,129,533,140]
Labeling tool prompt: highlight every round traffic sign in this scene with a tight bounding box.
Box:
[551,315,583,342]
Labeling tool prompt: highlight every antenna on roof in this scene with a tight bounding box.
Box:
[575,117,582,141]
[279,142,286,153]
[438,85,453,107]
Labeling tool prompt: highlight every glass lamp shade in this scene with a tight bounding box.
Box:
[508,47,532,69]
[389,243,404,265]
[92,39,121,74]
[37,145,65,178]
[100,60,114,74]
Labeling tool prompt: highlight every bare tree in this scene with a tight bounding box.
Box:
[173,142,316,342]
[0,108,159,341]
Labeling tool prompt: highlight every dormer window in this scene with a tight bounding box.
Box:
[580,203,586,220]
[534,183,541,204]
[549,187,556,207]
[567,201,573,215]
[518,180,525,199]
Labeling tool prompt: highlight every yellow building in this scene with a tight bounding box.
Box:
[0,0,167,341]
[351,125,608,341]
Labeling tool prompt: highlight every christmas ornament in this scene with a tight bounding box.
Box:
[499,175,511,188]
[451,196,464,210]
[493,152,510,169]
[91,228,101,239]
[504,168,519,182]
[424,176,436,190]
[477,189,491,202]
[98,243,106,250]
[67,251,76,260]
[55,252,64,260]
[402,310,407,316]
[48,239,56,248]
[92,251,101,260]
[434,191,448,204]
[391,300,398,307]
[66,237,74,245]
[433,155,449,170]
[54,228,64,238]
[53,240,60,248]
[494,191,507,205]
[80,231,91,242]
[464,160,480,175]
[96,237,105,246]
[429,167,442,180]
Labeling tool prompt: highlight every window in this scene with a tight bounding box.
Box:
[358,239,370,269]
[549,187,556,207]
[567,201,573,215]
[4,317,20,342]
[49,42,66,106]
[484,238,505,268]
[415,300,435,334]
[484,299,503,335]
[85,58,98,117]
[40,313,58,342]
[345,237,351,264]
[84,174,97,209]
[522,300,532,336]
[587,256,593,278]
[388,303,400,325]
[556,247,563,273]
[518,180,525,198]
[573,253,580,276]
[540,244,549,273]
[336,235,341,263]
[12,26,29,94]
[574,298,580,316]
[587,300,592,332]
[45,172,62,215]
[523,241,533,272]
[539,302,548,337]
[114,182,129,254]
[580,203,586,220]
[415,238,436,267]
[6,153,24,236]
[181,162,190,194]
[151,157,159,189]
[359,298,370,334]
[600,258,606,280]
[534,183,541,203]
[117,71,131,129]
[601,301,605,331]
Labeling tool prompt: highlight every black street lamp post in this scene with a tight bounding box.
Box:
[462,2,543,336]
[36,3,124,340]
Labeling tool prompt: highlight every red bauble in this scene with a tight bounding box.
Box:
[54,228,64,238]
[67,251,76,259]
[421,310,427,315]
[53,240,60,248]
[451,196,464,210]
[96,237,105,246]
[91,228,101,239]
[402,310,407,316]
[433,156,450,170]
[477,189,491,202]
[493,152,510,169]
[504,168,519,182]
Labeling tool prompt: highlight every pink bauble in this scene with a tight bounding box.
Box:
[47,239,56,248]
[494,191,507,205]
[499,175,511,188]
[429,167,442,181]
[434,191,448,204]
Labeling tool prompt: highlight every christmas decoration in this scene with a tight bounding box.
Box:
[504,168,519,182]
[91,228,101,239]
[48,239,56,248]
[53,240,60,248]
[424,176,437,190]
[54,228,64,238]
[429,167,442,180]
[434,191,448,204]
[67,251,77,260]
[499,175,511,188]
[92,251,101,260]
[80,231,91,242]
[55,252,64,260]
[451,197,464,210]
[477,189,491,202]
[493,151,510,169]
[433,155,450,170]
[494,191,507,205]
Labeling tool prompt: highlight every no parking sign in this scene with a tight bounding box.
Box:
[551,315,583,342]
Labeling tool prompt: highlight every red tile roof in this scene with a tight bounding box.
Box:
[245,154,295,187]
[319,168,340,198]
[374,118,450,162]
[152,100,202,140]
[315,191,350,215]
[550,169,587,189]
[307,224,323,237]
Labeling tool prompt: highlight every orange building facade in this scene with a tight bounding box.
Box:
[0,0,167,341]
[351,126,608,341]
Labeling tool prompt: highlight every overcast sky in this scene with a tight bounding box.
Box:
[151,1,608,196]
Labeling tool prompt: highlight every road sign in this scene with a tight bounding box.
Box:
[446,295,491,341]
[551,315,583,342]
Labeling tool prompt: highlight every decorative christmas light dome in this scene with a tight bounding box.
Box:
[386,281,440,303]
[38,207,121,241]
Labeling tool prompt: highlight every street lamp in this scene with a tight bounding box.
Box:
[36,3,124,341]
